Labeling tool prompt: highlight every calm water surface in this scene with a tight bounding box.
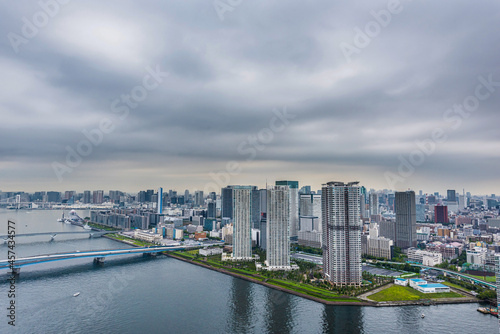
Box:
[0,210,498,333]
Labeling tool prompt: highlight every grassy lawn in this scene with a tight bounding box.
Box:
[171,249,361,303]
[469,274,496,282]
[368,285,463,302]
[442,281,471,292]
[107,233,156,247]
[87,222,121,231]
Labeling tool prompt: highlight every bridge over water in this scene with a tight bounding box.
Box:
[0,243,221,274]
[1,231,115,239]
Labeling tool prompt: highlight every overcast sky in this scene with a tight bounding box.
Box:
[1,1,499,195]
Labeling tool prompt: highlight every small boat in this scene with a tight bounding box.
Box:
[421,314,425,318]
[83,224,91,230]
[73,292,80,297]
[57,212,65,222]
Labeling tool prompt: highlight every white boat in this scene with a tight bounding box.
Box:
[73,292,80,297]
[57,212,65,222]
[421,314,425,318]
[83,224,91,230]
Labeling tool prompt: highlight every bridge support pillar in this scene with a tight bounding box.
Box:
[93,257,105,264]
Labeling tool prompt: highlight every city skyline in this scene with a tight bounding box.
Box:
[1,1,500,194]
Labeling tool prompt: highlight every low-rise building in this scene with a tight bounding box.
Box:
[199,247,223,256]
[414,283,450,294]
[394,278,408,286]
[407,248,443,265]
[133,230,162,244]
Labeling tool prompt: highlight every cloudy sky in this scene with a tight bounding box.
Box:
[1,0,499,195]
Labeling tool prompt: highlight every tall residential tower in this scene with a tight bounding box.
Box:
[322,181,362,287]
[266,185,291,269]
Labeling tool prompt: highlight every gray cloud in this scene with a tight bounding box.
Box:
[1,0,499,194]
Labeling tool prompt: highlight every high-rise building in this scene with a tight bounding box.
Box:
[322,181,362,286]
[369,192,378,216]
[157,187,163,214]
[207,201,216,218]
[395,191,417,249]
[360,186,367,219]
[195,191,204,207]
[299,185,311,195]
[435,205,449,224]
[447,190,456,202]
[221,186,234,219]
[92,190,104,204]
[266,185,291,269]
[46,191,61,203]
[416,204,425,222]
[83,190,91,204]
[275,181,299,238]
[299,194,322,225]
[231,186,253,260]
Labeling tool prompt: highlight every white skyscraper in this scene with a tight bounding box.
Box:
[266,185,291,269]
[276,181,299,238]
[231,186,253,260]
[322,181,362,286]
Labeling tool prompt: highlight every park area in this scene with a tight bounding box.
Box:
[367,284,464,302]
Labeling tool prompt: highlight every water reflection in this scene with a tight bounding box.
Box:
[322,305,364,334]
[264,288,295,334]
[395,306,423,334]
[227,278,255,333]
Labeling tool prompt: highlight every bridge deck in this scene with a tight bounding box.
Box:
[0,244,218,270]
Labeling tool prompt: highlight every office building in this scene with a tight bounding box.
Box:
[447,189,456,202]
[322,181,362,286]
[361,223,393,260]
[92,190,104,204]
[83,190,91,204]
[434,205,449,224]
[395,191,417,249]
[221,186,234,219]
[207,201,216,218]
[369,192,378,216]
[194,190,204,207]
[157,187,163,214]
[266,185,292,269]
[276,181,299,238]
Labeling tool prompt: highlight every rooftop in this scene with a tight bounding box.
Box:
[420,284,448,288]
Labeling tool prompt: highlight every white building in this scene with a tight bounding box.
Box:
[407,248,443,266]
[133,230,162,244]
[322,181,362,287]
[199,248,223,256]
[276,181,299,238]
[231,186,253,260]
[362,223,393,260]
[467,247,487,266]
[414,283,450,294]
[394,278,408,286]
[298,230,322,248]
[221,223,233,241]
[266,185,294,270]
[299,194,322,227]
